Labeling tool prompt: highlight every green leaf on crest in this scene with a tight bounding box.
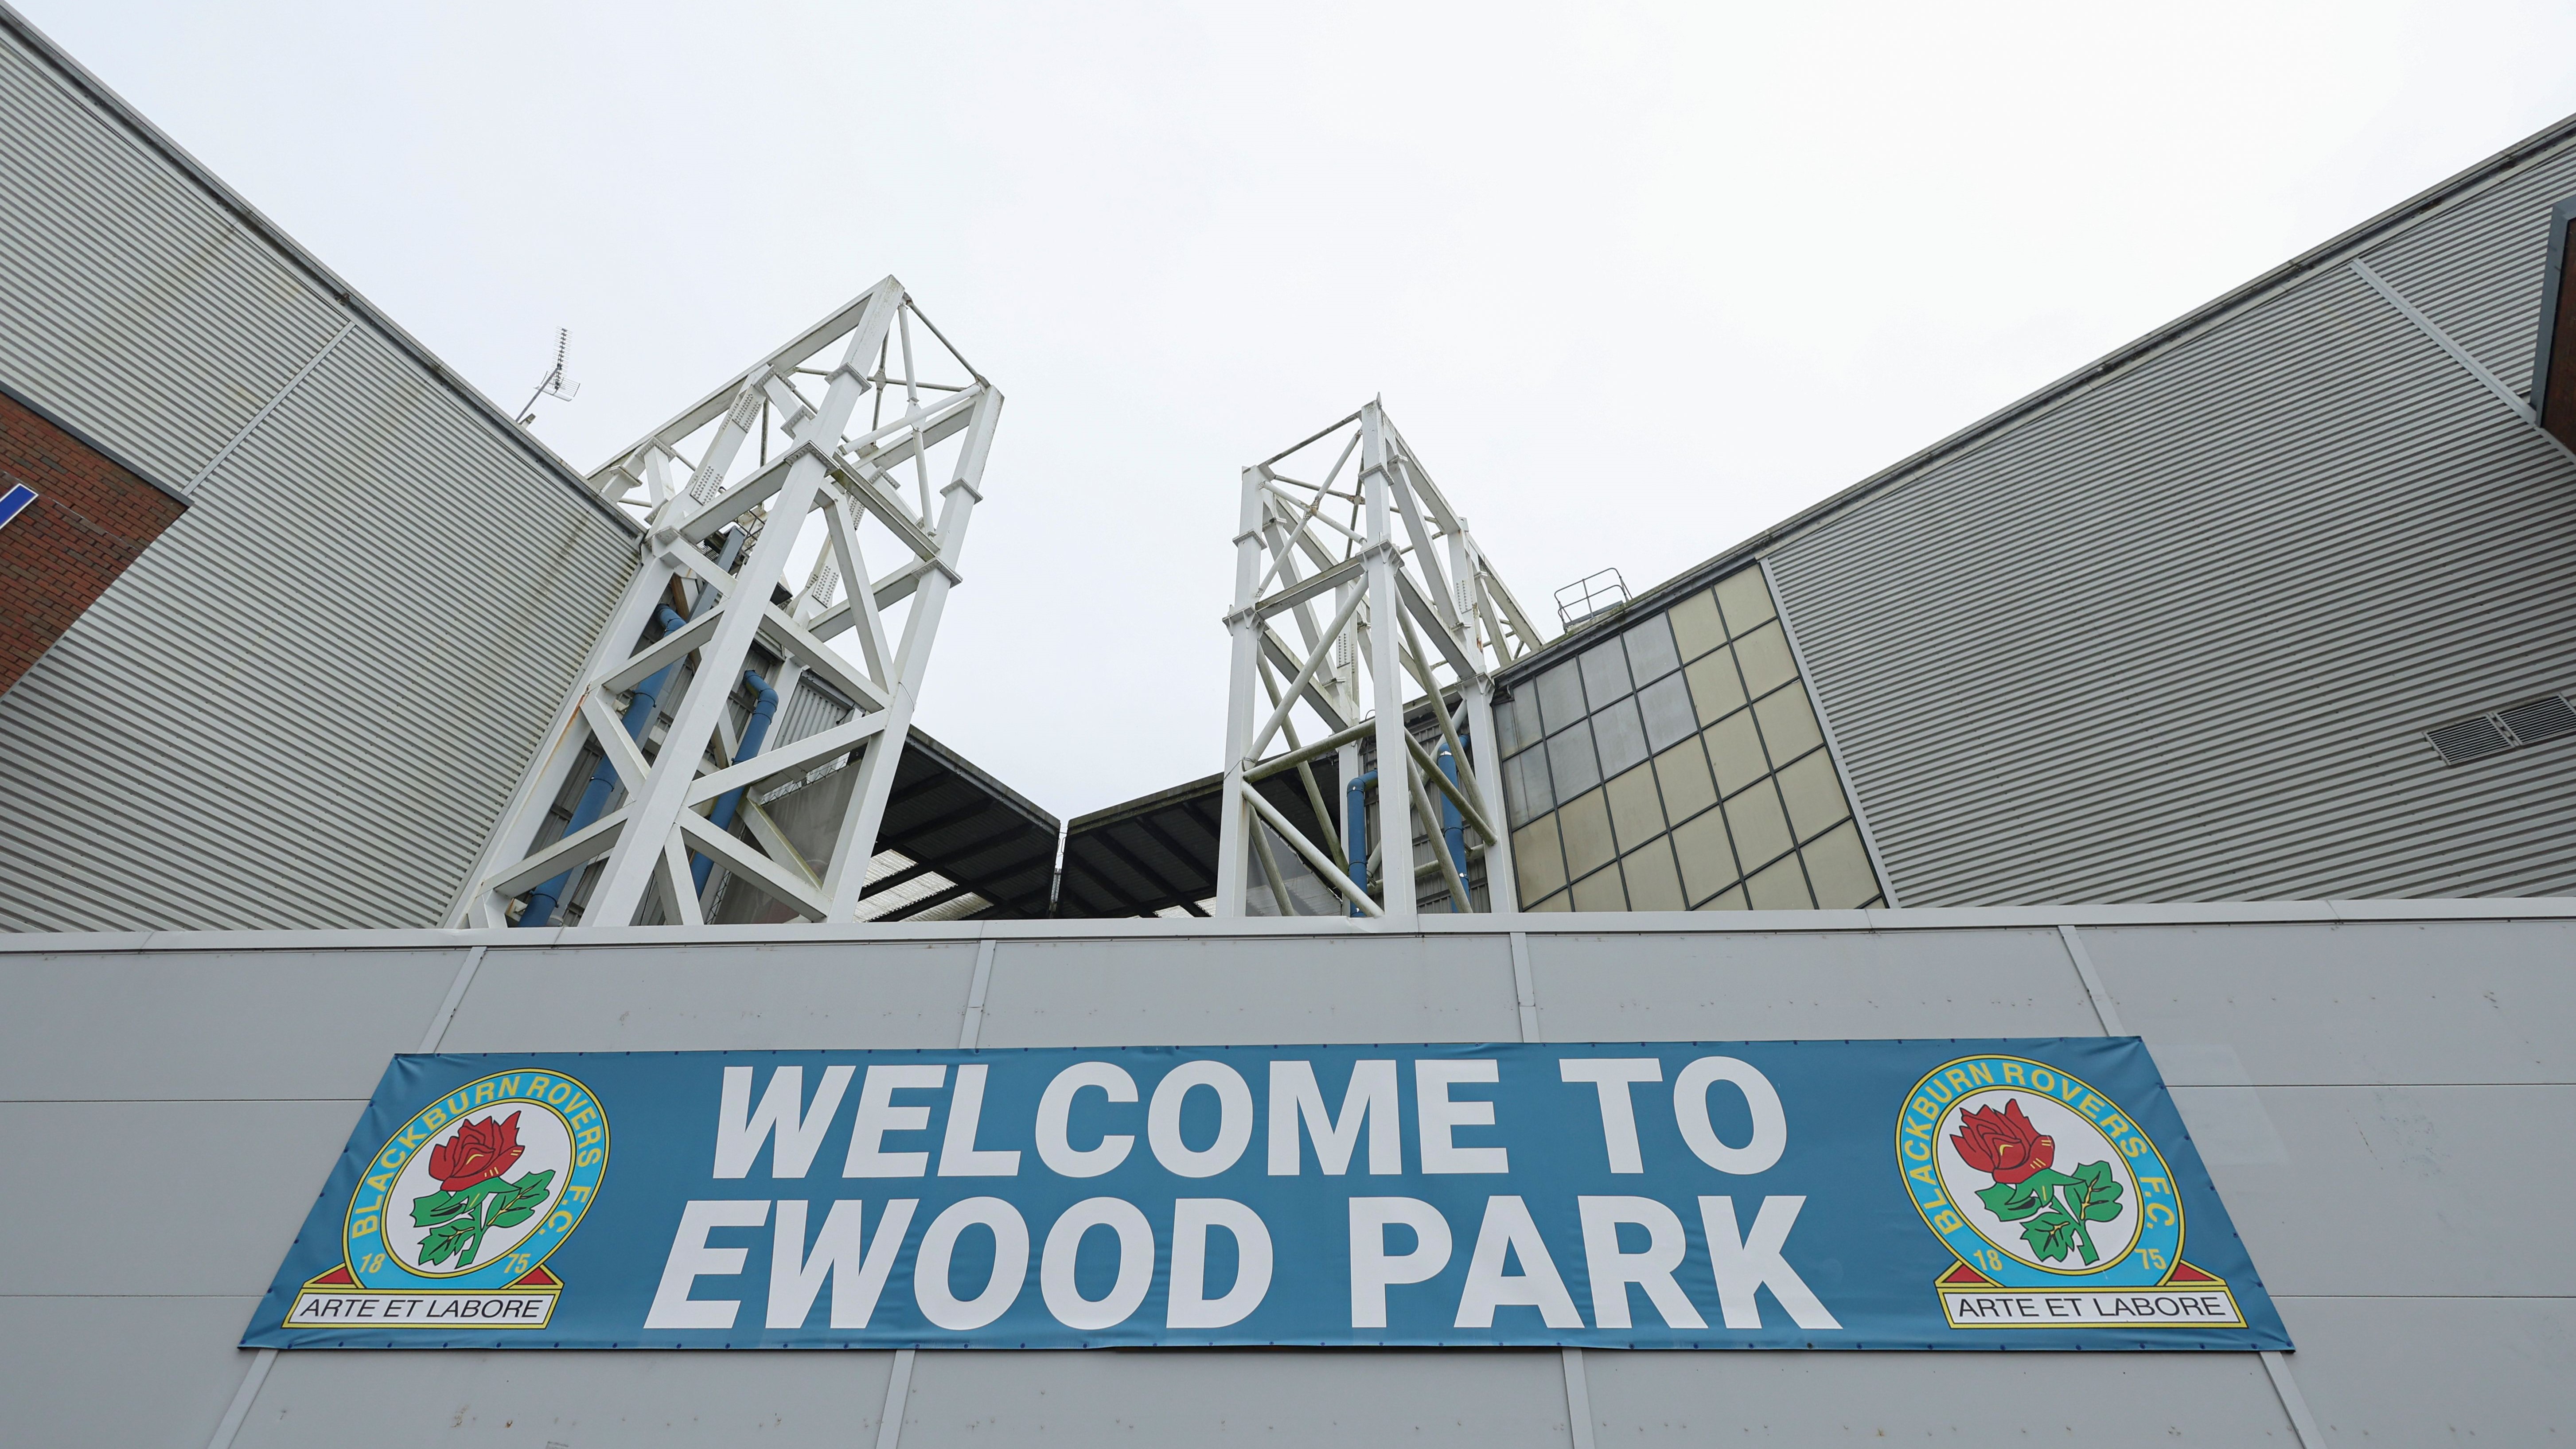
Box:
[1978,1182,2044,1221]
[412,1191,472,1227]
[2066,1161,2125,1223]
[2021,1210,2077,1262]
[420,1219,468,1266]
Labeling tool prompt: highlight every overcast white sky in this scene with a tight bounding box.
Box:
[26,0,2576,817]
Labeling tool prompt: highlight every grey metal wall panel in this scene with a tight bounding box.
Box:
[1581,1337,2287,1443]
[0,322,633,931]
[4,910,2565,1445]
[1769,202,2576,904]
[2178,1085,2572,1297]
[240,1348,900,1449]
[0,32,345,487]
[2269,1295,2572,1445]
[0,19,637,933]
[2355,144,2576,393]
[1,1296,265,1449]
[978,934,1518,1046]
[2084,920,2576,1085]
[899,1348,1574,1448]
[441,940,981,1051]
[0,1100,365,1295]
[0,947,459,1100]
[1523,926,2099,1041]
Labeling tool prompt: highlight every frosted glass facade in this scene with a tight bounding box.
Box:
[1498,567,1884,912]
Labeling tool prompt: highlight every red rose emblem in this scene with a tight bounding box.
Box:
[1950,1098,2055,1184]
[426,1111,525,1192]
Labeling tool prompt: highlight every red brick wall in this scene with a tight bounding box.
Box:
[0,388,187,695]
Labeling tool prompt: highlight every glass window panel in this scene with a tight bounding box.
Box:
[1637,673,1697,754]
[1512,817,1567,905]
[1668,589,1726,664]
[1547,723,1600,799]
[1751,682,1825,764]
[1684,649,1746,725]
[1714,567,1776,637]
[1703,710,1769,797]
[1592,697,1650,779]
[1555,788,1617,881]
[1733,622,1798,698]
[1669,807,1739,905]
[1623,615,1681,686]
[1723,778,1795,872]
[1745,853,1814,910]
[1534,662,1588,736]
[1621,839,1686,911]
[1569,863,1627,912]
[1604,762,1664,853]
[1496,689,1539,756]
[1578,640,1632,709]
[1694,884,1750,911]
[1526,890,1572,912]
[1653,738,1719,825]
[1774,749,1851,842]
[1504,748,1553,827]
[1801,822,1878,910]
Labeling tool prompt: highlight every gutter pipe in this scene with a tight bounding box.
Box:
[518,604,687,928]
[690,670,778,896]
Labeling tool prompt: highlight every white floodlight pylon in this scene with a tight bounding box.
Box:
[448,277,1001,928]
[1212,400,1546,920]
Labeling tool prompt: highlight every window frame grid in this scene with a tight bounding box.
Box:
[1508,569,1878,914]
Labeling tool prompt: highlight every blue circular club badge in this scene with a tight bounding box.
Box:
[284,1069,608,1332]
[1897,1055,2243,1331]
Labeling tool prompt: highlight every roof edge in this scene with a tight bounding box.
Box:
[0,2,640,538]
[1067,771,1224,834]
[1504,105,2576,686]
[0,374,187,503]
[903,726,1060,834]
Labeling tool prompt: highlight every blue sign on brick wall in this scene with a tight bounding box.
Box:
[0,481,37,530]
[246,1038,2285,1350]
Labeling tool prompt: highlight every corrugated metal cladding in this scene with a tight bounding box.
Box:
[0,15,636,929]
[0,27,344,487]
[7,904,2571,1444]
[1764,130,2576,906]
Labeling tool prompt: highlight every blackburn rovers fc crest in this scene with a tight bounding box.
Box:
[281,1069,609,1331]
[1897,1054,2244,1330]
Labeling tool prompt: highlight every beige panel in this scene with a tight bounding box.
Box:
[1652,737,1719,824]
[1621,838,1686,910]
[1604,763,1665,852]
[1558,788,1617,880]
[1724,779,1796,871]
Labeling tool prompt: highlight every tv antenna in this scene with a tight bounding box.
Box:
[517,327,580,424]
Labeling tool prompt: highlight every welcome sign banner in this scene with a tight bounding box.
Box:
[245,1038,2287,1350]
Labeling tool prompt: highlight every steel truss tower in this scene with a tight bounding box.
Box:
[449,277,1002,928]
[1213,401,1545,920]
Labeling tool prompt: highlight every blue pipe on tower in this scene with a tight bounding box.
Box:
[1344,769,1377,918]
[1436,740,1467,911]
[691,670,778,895]
[518,604,687,928]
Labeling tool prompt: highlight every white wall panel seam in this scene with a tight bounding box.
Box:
[1764,269,2527,573]
[1558,122,2576,643]
[2349,258,2537,422]
[1765,148,2576,906]
[0,43,354,471]
[0,5,637,536]
[0,68,635,932]
[178,319,359,494]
